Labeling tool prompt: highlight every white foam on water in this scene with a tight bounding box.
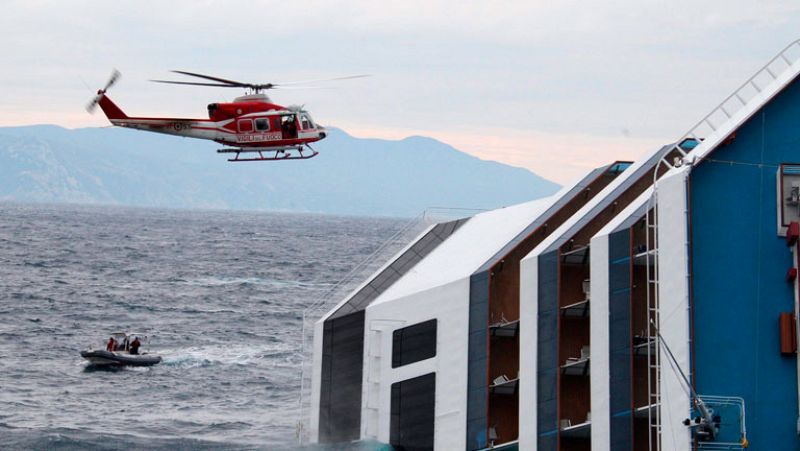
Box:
[160,342,297,369]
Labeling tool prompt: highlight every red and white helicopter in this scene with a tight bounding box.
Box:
[87,70,365,162]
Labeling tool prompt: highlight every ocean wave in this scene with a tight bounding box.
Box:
[0,203,405,446]
[183,276,329,290]
[160,343,296,369]
[0,424,252,450]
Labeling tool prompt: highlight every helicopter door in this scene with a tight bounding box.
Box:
[237,119,253,133]
[280,114,298,140]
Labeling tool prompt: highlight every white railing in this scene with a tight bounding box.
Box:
[662,39,800,169]
[694,395,747,450]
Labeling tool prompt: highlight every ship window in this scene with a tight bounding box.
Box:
[255,118,270,131]
[390,373,435,450]
[778,163,800,235]
[392,319,437,368]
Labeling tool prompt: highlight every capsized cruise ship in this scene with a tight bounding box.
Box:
[300,39,800,450]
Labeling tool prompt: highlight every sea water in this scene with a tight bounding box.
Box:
[0,202,404,449]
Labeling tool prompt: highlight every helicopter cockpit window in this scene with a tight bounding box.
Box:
[300,113,314,130]
[255,118,270,132]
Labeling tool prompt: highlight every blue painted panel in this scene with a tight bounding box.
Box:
[536,391,558,434]
[610,412,633,449]
[608,230,633,450]
[538,308,558,348]
[537,364,557,403]
[467,350,487,392]
[469,302,488,334]
[537,432,557,451]
[467,272,490,450]
[537,251,559,441]
[690,77,800,449]
[467,418,487,450]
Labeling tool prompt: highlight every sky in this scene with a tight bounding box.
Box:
[1,1,799,184]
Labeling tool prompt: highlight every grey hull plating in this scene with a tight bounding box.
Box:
[80,350,162,366]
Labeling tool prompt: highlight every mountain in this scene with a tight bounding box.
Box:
[0,125,559,217]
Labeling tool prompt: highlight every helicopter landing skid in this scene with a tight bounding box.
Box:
[217,145,319,162]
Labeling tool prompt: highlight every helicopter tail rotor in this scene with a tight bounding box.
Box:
[86,69,121,113]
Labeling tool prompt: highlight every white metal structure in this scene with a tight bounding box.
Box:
[359,199,552,448]
[297,213,434,443]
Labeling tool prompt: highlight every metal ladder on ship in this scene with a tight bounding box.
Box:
[643,38,800,451]
[645,199,662,451]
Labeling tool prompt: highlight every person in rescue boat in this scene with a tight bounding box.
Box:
[106,337,116,352]
[130,337,141,355]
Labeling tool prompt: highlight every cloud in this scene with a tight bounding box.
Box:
[1,1,799,183]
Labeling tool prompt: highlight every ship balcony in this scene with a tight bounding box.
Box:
[561,299,590,318]
[561,245,590,265]
[632,249,657,266]
[489,319,519,338]
[561,352,590,377]
[560,418,591,439]
[633,336,656,356]
[489,375,519,395]
[634,403,659,418]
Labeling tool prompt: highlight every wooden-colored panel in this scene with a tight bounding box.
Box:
[569,170,663,247]
[559,318,590,366]
[559,376,591,425]
[561,438,591,451]
[559,264,590,308]
[489,391,519,444]
[632,357,651,408]
[634,417,656,450]
[631,265,650,335]
[630,214,653,251]
[483,163,628,449]
[489,335,519,381]
[486,162,626,324]
[490,256,522,323]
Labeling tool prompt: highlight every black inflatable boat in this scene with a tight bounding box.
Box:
[80,349,162,366]
[81,332,161,367]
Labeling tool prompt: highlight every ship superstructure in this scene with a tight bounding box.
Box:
[304,39,800,450]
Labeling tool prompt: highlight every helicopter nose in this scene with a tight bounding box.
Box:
[318,126,327,139]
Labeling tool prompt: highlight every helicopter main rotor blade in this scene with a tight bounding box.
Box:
[150,79,242,87]
[274,74,370,86]
[170,70,248,87]
[150,70,368,93]
[272,86,334,90]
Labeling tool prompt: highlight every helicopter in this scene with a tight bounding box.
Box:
[87,70,366,162]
